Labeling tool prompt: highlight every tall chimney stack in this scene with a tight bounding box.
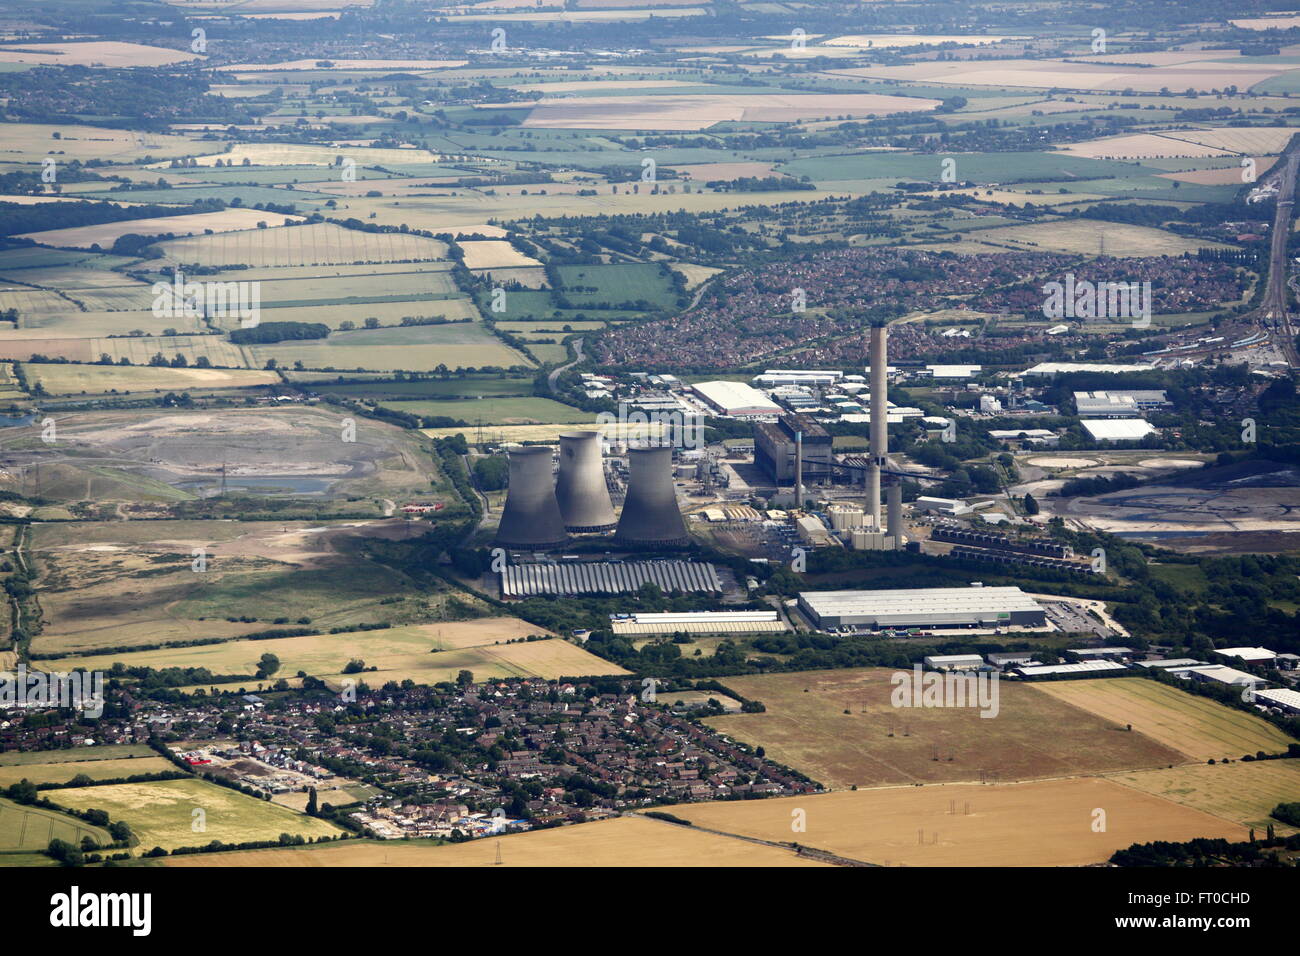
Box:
[887,481,904,541]
[868,324,888,529]
[794,428,803,508]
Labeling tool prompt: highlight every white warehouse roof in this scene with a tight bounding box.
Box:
[691,380,781,416]
[1216,646,1277,663]
[1016,660,1128,677]
[1024,362,1157,376]
[1082,419,1156,441]
[1255,688,1300,713]
[800,586,1044,629]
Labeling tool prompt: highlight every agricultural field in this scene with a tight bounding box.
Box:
[46,620,627,689]
[25,364,279,395]
[0,40,200,68]
[247,321,530,372]
[706,669,1187,789]
[556,262,680,309]
[46,778,343,852]
[663,779,1249,867]
[154,222,448,268]
[1031,679,1297,762]
[29,517,450,656]
[381,396,583,424]
[0,796,111,854]
[0,123,201,163]
[0,756,177,788]
[16,209,303,250]
[1111,760,1300,835]
[158,814,823,867]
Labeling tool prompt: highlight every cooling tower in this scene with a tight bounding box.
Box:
[494,446,569,550]
[556,430,616,532]
[868,324,888,529]
[615,445,688,546]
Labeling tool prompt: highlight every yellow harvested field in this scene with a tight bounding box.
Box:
[215,58,461,71]
[505,79,704,93]
[976,219,1225,256]
[17,210,302,250]
[49,778,343,851]
[707,669,1186,790]
[1032,678,1296,761]
[176,143,444,167]
[0,41,200,68]
[155,222,447,267]
[1160,162,1275,186]
[669,263,722,289]
[161,814,826,867]
[0,757,176,788]
[48,620,626,689]
[1061,133,1234,160]
[666,780,1249,867]
[518,93,939,130]
[0,123,202,163]
[1163,126,1300,155]
[1231,16,1300,29]
[823,34,1022,48]
[667,161,776,181]
[26,364,279,395]
[458,240,543,270]
[827,57,1295,93]
[1112,760,1300,834]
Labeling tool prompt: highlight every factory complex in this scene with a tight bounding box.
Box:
[798,585,1047,632]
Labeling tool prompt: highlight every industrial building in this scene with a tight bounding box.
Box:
[1075,390,1171,418]
[1214,646,1277,664]
[691,380,781,417]
[500,560,722,598]
[1081,419,1157,442]
[609,610,787,637]
[754,414,833,484]
[1023,362,1157,377]
[1014,660,1128,678]
[1255,688,1300,714]
[797,585,1046,631]
[753,369,843,387]
[923,654,985,671]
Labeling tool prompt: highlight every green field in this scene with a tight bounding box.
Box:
[379,395,585,424]
[555,262,680,310]
[0,745,156,766]
[46,778,344,852]
[0,757,176,788]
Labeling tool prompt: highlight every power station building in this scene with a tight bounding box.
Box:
[798,585,1046,631]
[754,414,833,483]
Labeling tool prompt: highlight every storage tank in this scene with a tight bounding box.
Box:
[615,445,688,546]
[555,430,616,532]
[494,446,569,549]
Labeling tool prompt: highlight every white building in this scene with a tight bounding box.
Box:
[1215,647,1277,664]
[1082,419,1156,442]
[691,380,782,417]
[923,654,985,671]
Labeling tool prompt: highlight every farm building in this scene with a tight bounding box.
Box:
[798,585,1046,631]
[609,610,787,637]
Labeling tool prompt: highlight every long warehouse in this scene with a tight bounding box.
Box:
[798,585,1046,631]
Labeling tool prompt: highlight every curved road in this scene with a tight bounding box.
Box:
[547,336,585,395]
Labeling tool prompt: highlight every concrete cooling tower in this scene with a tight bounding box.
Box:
[615,445,688,546]
[494,446,569,550]
[555,430,616,532]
